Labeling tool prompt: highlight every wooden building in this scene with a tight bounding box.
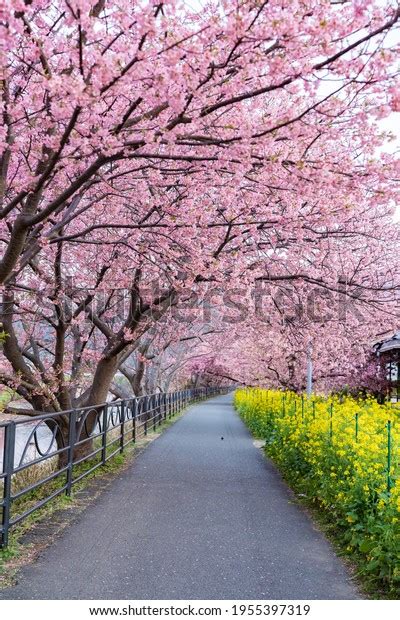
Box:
[374,331,400,402]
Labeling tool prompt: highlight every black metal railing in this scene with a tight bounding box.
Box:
[0,386,228,547]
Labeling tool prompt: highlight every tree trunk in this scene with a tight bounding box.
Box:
[55,412,99,468]
[59,356,120,466]
[87,356,119,405]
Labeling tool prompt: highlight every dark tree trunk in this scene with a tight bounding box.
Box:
[87,357,119,405]
[54,412,99,468]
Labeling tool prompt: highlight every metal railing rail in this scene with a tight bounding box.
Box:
[0,386,228,547]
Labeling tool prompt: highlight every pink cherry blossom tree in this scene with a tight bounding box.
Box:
[0,0,399,440]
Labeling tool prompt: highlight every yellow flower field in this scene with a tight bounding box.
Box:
[234,388,400,592]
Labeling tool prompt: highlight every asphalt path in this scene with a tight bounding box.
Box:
[0,394,359,600]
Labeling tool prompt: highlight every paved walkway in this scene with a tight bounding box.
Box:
[0,394,359,599]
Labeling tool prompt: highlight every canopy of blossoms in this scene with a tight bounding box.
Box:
[0,0,399,411]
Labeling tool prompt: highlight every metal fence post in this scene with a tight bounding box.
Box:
[120,401,125,453]
[66,411,77,496]
[1,422,16,548]
[144,397,148,436]
[387,420,392,494]
[102,405,108,464]
[132,400,137,443]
